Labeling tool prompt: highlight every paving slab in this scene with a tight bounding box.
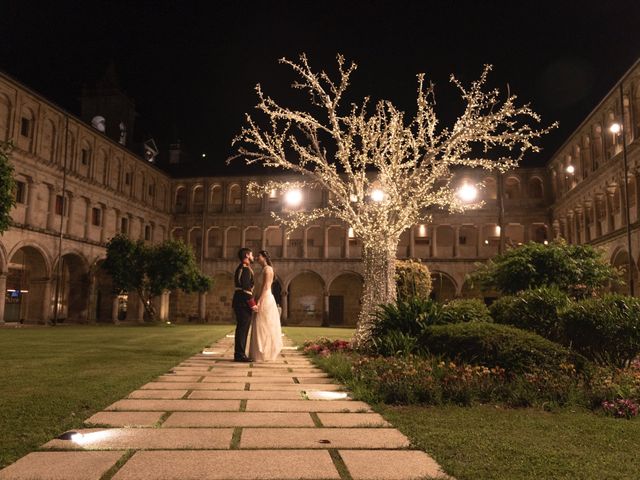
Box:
[156,375,202,382]
[192,370,250,377]
[188,390,304,400]
[162,412,315,427]
[106,399,240,411]
[203,376,295,384]
[241,428,410,449]
[140,382,246,390]
[42,428,234,450]
[127,390,187,399]
[339,450,450,480]
[84,411,165,427]
[246,400,371,412]
[317,413,391,427]
[250,383,345,391]
[0,451,125,480]
[112,450,339,480]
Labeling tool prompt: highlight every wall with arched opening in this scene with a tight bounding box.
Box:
[430,272,457,302]
[328,272,362,326]
[5,245,50,323]
[286,271,325,325]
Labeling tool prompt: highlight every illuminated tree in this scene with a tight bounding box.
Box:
[231,54,554,348]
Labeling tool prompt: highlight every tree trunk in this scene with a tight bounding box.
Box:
[352,239,398,349]
[138,289,158,322]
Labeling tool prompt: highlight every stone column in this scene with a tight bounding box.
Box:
[198,292,207,321]
[409,226,415,258]
[302,229,308,259]
[453,225,460,258]
[222,228,229,259]
[100,205,108,244]
[112,295,120,323]
[635,171,640,223]
[344,229,350,259]
[323,227,329,259]
[281,290,288,323]
[595,197,603,238]
[84,197,92,239]
[65,193,75,235]
[0,273,6,323]
[41,279,52,323]
[430,225,438,258]
[261,228,267,251]
[47,184,57,231]
[25,179,38,227]
[606,191,615,233]
[323,292,330,327]
[282,228,288,258]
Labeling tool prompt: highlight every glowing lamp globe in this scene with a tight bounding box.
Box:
[565,165,575,174]
[457,184,478,202]
[284,189,303,207]
[371,189,385,202]
[610,123,621,134]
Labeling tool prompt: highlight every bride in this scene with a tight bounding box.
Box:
[249,250,283,361]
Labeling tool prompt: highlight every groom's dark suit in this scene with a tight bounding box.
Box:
[232,262,254,360]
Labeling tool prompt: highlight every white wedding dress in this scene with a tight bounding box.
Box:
[249,266,283,362]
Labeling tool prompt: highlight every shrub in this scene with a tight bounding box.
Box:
[371,297,441,356]
[470,239,620,298]
[396,259,432,301]
[561,295,640,367]
[602,399,639,419]
[490,286,570,342]
[302,338,351,356]
[419,322,585,374]
[441,298,492,324]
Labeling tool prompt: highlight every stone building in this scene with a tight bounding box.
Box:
[1,58,639,326]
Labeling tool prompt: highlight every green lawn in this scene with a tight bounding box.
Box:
[381,405,640,480]
[0,324,232,468]
[284,328,640,480]
[282,326,355,346]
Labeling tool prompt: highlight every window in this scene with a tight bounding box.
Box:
[14,181,26,204]
[145,225,151,241]
[55,195,66,216]
[125,172,131,185]
[81,148,90,166]
[148,184,155,197]
[120,216,129,233]
[459,235,467,245]
[92,207,101,226]
[20,117,30,137]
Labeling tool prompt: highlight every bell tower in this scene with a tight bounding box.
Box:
[80,63,137,147]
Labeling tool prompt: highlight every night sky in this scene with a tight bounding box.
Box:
[2,1,640,174]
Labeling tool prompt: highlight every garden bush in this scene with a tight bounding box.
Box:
[396,259,432,301]
[561,294,640,367]
[441,298,492,324]
[419,322,585,374]
[490,286,570,342]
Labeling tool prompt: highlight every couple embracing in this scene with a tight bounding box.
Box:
[232,248,283,362]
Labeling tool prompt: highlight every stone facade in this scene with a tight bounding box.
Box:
[2,59,640,326]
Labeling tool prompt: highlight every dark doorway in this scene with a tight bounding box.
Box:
[329,295,344,325]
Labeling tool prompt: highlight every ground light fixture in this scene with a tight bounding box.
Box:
[284,189,303,207]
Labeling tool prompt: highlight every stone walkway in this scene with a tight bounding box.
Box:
[0,334,450,480]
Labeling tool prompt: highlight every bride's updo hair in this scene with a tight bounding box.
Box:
[258,250,273,267]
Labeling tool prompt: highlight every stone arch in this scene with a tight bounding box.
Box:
[0,241,7,274]
[611,247,637,295]
[40,117,57,162]
[51,251,90,323]
[244,226,262,251]
[264,226,283,257]
[305,226,323,258]
[285,270,325,325]
[171,227,185,242]
[528,177,544,199]
[5,244,52,323]
[209,184,223,212]
[0,93,12,141]
[504,176,521,199]
[192,185,204,213]
[188,227,203,259]
[228,184,242,212]
[225,226,241,258]
[207,227,223,258]
[328,271,363,326]
[174,186,187,213]
[430,271,458,302]
[206,271,235,323]
[327,226,346,259]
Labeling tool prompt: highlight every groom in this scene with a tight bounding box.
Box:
[232,247,258,362]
